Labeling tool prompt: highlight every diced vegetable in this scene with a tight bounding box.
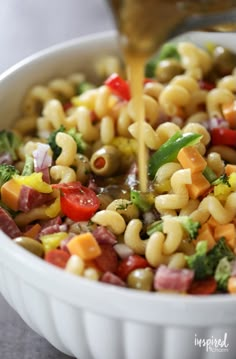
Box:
[13,172,52,193]
[211,128,236,147]
[147,216,200,240]
[186,238,235,280]
[0,164,19,188]
[41,232,68,253]
[188,277,217,295]
[22,155,34,176]
[148,132,202,179]
[76,81,95,95]
[67,232,102,260]
[145,42,180,78]
[48,125,86,161]
[104,73,130,101]
[0,130,21,161]
[130,190,154,212]
[214,257,232,291]
[202,165,218,183]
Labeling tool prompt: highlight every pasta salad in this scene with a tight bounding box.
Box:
[0,41,236,295]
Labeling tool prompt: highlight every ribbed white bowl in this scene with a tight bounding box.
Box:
[0,31,236,359]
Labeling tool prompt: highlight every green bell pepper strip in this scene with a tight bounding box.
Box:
[148,132,202,179]
[202,165,218,183]
[145,42,180,78]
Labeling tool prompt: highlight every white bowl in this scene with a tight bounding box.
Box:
[0,31,236,359]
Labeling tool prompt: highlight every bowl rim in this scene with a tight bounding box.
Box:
[1,30,236,327]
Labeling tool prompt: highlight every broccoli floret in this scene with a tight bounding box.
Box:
[0,130,21,161]
[48,125,86,161]
[212,173,230,187]
[186,238,235,280]
[67,127,87,154]
[208,237,235,268]
[186,241,213,280]
[76,81,95,95]
[175,216,201,240]
[130,190,154,212]
[146,216,200,239]
[145,42,180,78]
[214,257,232,292]
[0,164,19,188]
[47,125,65,160]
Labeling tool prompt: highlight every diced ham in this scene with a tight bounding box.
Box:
[39,216,63,236]
[0,207,21,239]
[92,226,117,245]
[39,224,61,236]
[101,271,126,287]
[94,243,119,273]
[18,185,52,212]
[154,265,194,292]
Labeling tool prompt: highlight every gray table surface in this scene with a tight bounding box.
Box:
[0,1,113,358]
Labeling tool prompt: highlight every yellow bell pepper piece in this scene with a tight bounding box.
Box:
[41,232,68,253]
[214,183,231,201]
[45,197,61,218]
[229,173,236,191]
[13,173,52,193]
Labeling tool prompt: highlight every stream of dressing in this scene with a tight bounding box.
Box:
[126,54,147,192]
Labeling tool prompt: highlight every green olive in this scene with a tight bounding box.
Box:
[14,236,44,257]
[90,145,121,176]
[127,267,154,291]
[155,59,184,83]
[213,46,236,76]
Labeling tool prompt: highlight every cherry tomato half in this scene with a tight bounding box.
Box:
[53,181,100,221]
[188,277,217,295]
[116,254,150,281]
[45,249,70,269]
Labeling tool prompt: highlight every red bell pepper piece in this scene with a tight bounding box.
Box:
[211,128,236,147]
[104,73,130,101]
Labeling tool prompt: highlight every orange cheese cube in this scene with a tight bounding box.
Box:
[225,164,236,176]
[187,172,211,199]
[207,216,219,229]
[1,179,21,211]
[193,223,216,250]
[67,233,101,260]
[177,146,207,173]
[214,223,236,250]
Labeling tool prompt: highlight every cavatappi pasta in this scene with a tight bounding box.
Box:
[1,42,236,295]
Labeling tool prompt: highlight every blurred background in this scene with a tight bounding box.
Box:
[0,1,113,358]
[0,0,114,73]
